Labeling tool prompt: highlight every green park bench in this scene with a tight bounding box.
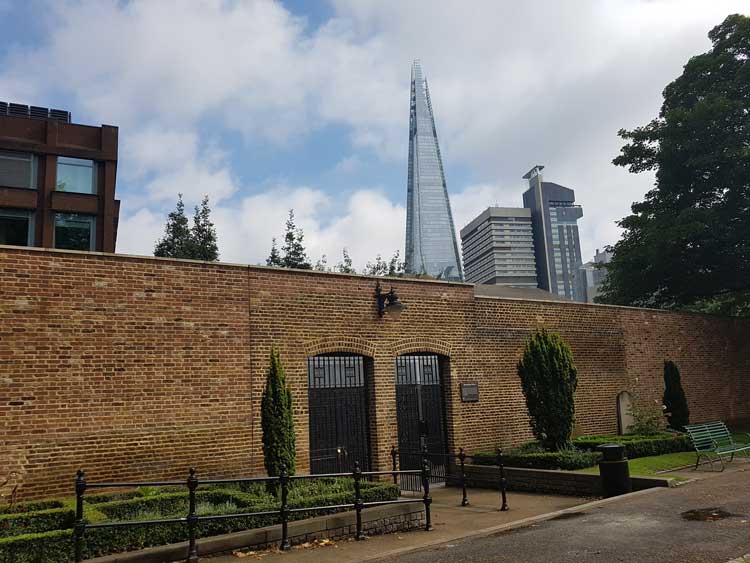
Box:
[684,421,750,471]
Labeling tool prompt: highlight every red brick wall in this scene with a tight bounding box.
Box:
[1,247,748,500]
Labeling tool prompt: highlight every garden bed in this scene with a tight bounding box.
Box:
[0,478,399,563]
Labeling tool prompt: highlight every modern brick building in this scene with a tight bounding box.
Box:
[460,207,537,287]
[0,101,119,253]
[1,246,748,500]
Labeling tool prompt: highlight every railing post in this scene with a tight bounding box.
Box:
[353,461,366,540]
[496,448,509,512]
[186,467,199,563]
[421,456,433,531]
[459,448,469,507]
[74,469,86,563]
[390,445,398,485]
[280,465,290,551]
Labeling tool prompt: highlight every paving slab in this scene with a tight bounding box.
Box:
[205,486,587,562]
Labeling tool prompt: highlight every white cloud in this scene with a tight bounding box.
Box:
[3,0,747,264]
[211,187,403,269]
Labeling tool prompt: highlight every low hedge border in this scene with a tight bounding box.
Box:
[0,481,399,563]
[0,507,75,539]
[0,500,64,515]
[472,449,601,470]
[573,433,691,459]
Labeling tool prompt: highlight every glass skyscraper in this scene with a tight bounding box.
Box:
[522,166,585,301]
[405,60,463,281]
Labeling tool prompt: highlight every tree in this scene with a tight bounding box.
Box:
[388,251,405,276]
[363,254,388,276]
[663,360,690,431]
[314,255,329,272]
[598,15,750,316]
[280,210,311,269]
[261,348,296,476]
[154,194,191,258]
[267,238,282,267]
[517,328,578,451]
[336,248,355,274]
[190,196,219,261]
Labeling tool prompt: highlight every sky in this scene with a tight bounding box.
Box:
[1,0,747,270]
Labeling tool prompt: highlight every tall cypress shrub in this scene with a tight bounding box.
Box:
[517,328,578,451]
[261,348,296,476]
[663,360,689,431]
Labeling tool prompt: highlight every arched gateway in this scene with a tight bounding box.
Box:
[395,354,449,481]
[307,354,371,473]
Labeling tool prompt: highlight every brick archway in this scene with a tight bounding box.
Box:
[303,337,377,359]
[391,337,452,358]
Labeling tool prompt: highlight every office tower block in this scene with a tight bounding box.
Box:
[460,207,537,286]
[522,166,584,301]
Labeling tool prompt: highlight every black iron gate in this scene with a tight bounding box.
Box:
[308,355,370,473]
[396,354,448,490]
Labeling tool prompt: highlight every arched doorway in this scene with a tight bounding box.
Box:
[617,391,634,435]
[307,354,371,473]
[395,354,449,485]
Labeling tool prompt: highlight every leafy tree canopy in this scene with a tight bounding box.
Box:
[598,15,750,316]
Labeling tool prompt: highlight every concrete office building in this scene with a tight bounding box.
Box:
[578,248,613,303]
[522,165,584,301]
[0,101,119,253]
[460,207,537,287]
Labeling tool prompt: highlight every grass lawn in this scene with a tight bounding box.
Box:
[576,451,700,480]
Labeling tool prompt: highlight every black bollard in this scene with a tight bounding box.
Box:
[598,444,632,497]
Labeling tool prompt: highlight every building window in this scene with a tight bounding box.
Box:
[0,209,34,246]
[56,157,97,194]
[0,150,35,189]
[54,213,95,251]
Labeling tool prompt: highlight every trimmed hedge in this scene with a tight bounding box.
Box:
[573,433,691,459]
[0,500,64,515]
[472,449,601,470]
[0,480,399,563]
[0,507,75,539]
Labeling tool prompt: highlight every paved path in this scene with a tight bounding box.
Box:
[389,468,750,563]
[207,487,585,562]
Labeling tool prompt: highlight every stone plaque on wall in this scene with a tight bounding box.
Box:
[460,383,479,403]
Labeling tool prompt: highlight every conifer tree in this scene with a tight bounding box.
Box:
[314,255,329,271]
[517,328,578,451]
[190,195,219,261]
[154,194,191,258]
[281,210,311,269]
[261,348,296,476]
[267,238,282,266]
[663,360,690,431]
[336,248,355,273]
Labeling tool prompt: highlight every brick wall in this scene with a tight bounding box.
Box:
[1,247,748,500]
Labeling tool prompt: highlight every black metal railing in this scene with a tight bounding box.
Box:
[391,446,509,511]
[73,461,433,563]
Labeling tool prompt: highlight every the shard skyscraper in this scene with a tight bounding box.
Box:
[405,60,463,281]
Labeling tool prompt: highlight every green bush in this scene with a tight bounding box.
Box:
[517,328,578,451]
[0,500,64,515]
[573,433,690,459]
[663,361,690,431]
[0,480,399,563]
[0,507,75,539]
[261,347,296,476]
[471,449,600,470]
[0,530,72,563]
